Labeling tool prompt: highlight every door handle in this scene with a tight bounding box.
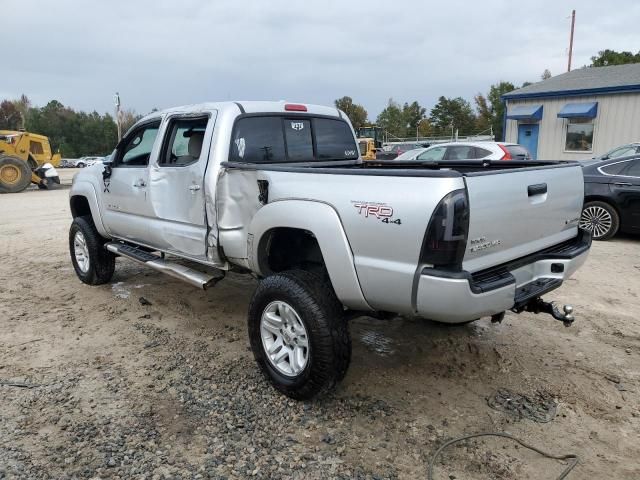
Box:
[133,180,146,188]
[188,184,201,192]
[528,183,547,196]
[613,182,632,186]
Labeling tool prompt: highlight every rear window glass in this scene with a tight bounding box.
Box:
[600,161,629,176]
[231,116,285,163]
[230,116,357,163]
[314,118,358,160]
[626,160,640,177]
[505,145,530,159]
[284,119,313,161]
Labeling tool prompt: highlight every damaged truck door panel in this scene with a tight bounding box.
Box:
[68,101,591,400]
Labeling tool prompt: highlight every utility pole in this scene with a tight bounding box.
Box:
[114,92,122,141]
[567,9,576,72]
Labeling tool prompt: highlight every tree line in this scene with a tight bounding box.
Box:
[1,49,637,154]
[0,96,141,158]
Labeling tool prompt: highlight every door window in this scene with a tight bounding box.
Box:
[445,145,475,160]
[417,147,446,161]
[624,160,640,178]
[117,122,160,167]
[600,161,630,176]
[160,117,208,167]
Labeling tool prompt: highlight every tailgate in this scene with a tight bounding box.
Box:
[462,165,584,273]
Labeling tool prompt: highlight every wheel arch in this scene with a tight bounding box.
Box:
[69,181,109,237]
[248,200,372,311]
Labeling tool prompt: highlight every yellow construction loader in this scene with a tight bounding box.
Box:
[358,137,377,161]
[0,130,61,193]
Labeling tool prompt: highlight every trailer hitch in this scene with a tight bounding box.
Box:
[512,297,575,327]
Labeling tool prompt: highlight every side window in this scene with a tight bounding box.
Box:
[600,161,630,176]
[417,146,446,161]
[159,117,208,167]
[230,117,285,163]
[29,141,44,155]
[474,147,492,158]
[117,123,160,167]
[445,145,475,160]
[624,160,640,178]
[284,119,313,161]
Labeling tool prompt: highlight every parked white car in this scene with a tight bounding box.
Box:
[66,156,105,168]
[395,142,532,162]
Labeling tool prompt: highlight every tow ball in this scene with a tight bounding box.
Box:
[512,297,575,327]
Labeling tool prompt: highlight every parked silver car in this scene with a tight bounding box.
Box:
[396,141,531,161]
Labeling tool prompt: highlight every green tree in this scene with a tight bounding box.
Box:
[402,101,427,136]
[334,96,368,130]
[25,100,118,157]
[429,96,477,136]
[0,100,23,130]
[376,98,406,139]
[474,93,491,132]
[541,69,552,80]
[590,49,640,67]
[486,81,516,140]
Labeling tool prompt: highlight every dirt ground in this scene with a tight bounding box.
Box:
[0,169,639,479]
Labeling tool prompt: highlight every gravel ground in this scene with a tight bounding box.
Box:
[0,170,639,479]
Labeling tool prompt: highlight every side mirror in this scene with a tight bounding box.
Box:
[102,163,112,180]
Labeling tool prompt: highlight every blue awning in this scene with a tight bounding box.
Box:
[506,104,543,121]
[557,102,598,118]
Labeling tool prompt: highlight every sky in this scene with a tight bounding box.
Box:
[4,0,640,119]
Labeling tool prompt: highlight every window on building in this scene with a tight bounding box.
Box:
[565,119,594,152]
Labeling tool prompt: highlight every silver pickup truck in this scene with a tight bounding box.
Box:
[68,101,591,399]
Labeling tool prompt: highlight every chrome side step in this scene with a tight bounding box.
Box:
[105,242,223,290]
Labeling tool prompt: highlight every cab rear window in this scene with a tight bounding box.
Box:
[230,115,357,163]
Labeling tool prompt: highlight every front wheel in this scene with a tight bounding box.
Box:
[69,216,115,285]
[580,201,619,240]
[248,270,351,400]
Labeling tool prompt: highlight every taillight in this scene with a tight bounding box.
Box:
[420,189,469,269]
[498,144,512,160]
[284,104,307,112]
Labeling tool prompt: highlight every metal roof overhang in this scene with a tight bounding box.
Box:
[557,102,598,118]
[506,104,543,121]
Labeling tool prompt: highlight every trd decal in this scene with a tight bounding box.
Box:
[352,201,402,225]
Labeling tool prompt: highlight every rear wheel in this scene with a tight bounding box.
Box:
[69,216,115,285]
[248,270,351,400]
[580,201,619,240]
[0,156,31,194]
[77,162,86,168]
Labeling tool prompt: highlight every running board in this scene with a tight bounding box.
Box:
[105,242,223,290]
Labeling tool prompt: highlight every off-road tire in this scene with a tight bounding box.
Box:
[580,200,619,241]
[248,270,351,400]
[0,156,32,194]
[69,216,115,285]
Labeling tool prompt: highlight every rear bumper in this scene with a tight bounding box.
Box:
[416,229,591,323]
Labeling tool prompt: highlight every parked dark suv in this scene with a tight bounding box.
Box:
[581,156,640,240]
